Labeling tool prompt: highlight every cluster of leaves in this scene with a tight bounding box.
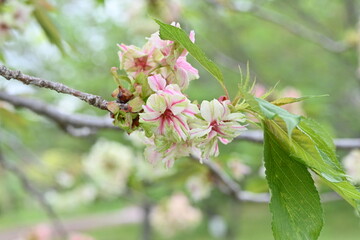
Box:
[152,20,360,240]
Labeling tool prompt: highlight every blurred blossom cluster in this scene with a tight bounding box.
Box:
[227,158,251,181]
[83,138,134,197]
[343,149,360,185]
[45,184,97,211]
[13,224,93,240]
[186,174,212,202]
[150,193,202,237]
[0,0,33,42]
[108,23,247,167]
[83,137,172,191]
[45,137,178,211]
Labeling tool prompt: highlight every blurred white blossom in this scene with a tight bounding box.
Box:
[227,159,251,180]
[343,149,360,184]
[134,152,174,181]
[125,131,146,148]
[208,215,228,238]
[151,193,202,237]
[45,184,97,211]
[83,139,134,196]
[13,224,94,240]
[186,175,212,202]
[55,171,75,189]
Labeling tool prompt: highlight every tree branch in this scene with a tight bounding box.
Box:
[0,91,117,137]
[210,0,349,53]
[0,65,109,110]
[0,149,68,238]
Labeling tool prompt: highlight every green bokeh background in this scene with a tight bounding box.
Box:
[1,0,360,239]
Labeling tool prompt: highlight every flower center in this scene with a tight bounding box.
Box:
[163,108,175,119]
[134,56,149,71]
[210,120,223,134]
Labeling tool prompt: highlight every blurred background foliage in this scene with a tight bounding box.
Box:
[1,0,360,239]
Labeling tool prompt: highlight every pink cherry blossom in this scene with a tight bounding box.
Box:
[191,99,247,159]
[26,224,52,240]
[148,74,167,92]
[140,90,199,141]
[144,23,199,90]
[147,22,195,58]
[144,137,201,168]
[157,56,199,90]
[172,56,199,89]
[118,44,159,78]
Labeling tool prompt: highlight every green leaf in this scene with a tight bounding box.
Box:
[298,118,360,208]
[32,1,65,53]
[128,96,144,112]
[240,92,301,137]
[134,72,152,99]
[257,98,301,137]
[232,64,253,105]
[271,95,328,106]
[155,19,228,96]
[264,127,323,240]
[264,118,360,210]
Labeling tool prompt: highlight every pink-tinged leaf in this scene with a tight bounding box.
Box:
[107,101,119,113]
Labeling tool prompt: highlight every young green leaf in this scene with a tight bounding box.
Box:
[264,127,323,240]
[298,118,360,209]
[264,118,360,210]
[271,95,328,106]
[154,20,228,97]
[256,98,301,137]
[239,90,301,137]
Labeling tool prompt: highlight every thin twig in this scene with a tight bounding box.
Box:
[209,0,349,53]
[0,65,109,110]
[0,149,68,238]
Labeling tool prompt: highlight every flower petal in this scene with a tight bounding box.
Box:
[200,100,213,122]
[190,126,212,139]
[148,74,167,92]
[146,94,167,113]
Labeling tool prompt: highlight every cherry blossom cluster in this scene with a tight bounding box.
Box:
[108,23,247,167]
